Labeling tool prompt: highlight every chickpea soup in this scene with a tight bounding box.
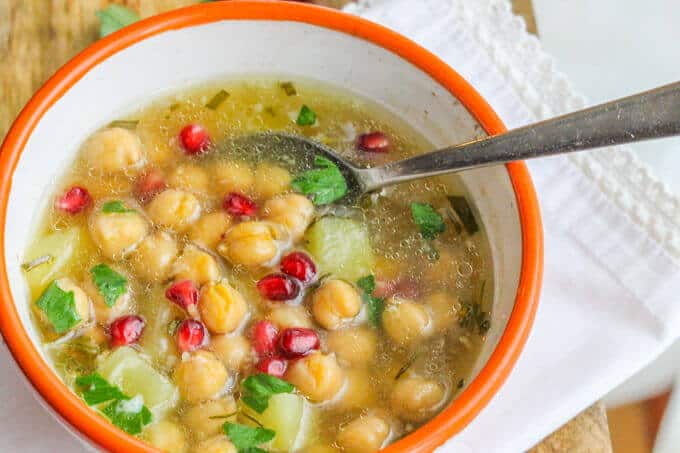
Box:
[23,78,492,453]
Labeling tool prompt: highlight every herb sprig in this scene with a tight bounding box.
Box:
[240,374,295,414]
[410,202,445,240]
[291,155,348,205]
[296,105,317,126]
[91,264,127,308]
[357,275,385,328]
[35,280,81,334]
[102,200,135,214]
[223,422,275,453]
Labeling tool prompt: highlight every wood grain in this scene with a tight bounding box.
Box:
[0,1,611,451]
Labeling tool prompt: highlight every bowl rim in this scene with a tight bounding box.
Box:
[0,1,543,451]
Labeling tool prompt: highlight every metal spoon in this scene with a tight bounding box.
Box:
[245,81,680,201]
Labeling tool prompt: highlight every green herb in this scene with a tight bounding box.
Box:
[90,264,127,308]
[447,196,479,234]
[205,89,230,110]
[102,200,135,214]
[395,353,417,380]
[108,120,139,129]
[296,105,316,126]
[167,319,182,337]
[22,254,53,271]
[357,275,385,328]
[76,373,152,435]
[96,5,140,38]
[223,422,275,453]
[240,373,295,414]
[458,281,490,335]
[291,155,347,205]
[280,81,297,96]
[208,412,237,420]
[457,378,465,389]
[35,280,81,334]
[410,202,445,240]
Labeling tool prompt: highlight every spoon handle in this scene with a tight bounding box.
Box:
[360,81,680,191]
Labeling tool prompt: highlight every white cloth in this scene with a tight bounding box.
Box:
[2,1,680,452]
[343,0,680,451]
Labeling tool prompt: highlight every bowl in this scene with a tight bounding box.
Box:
[0,1,543,451]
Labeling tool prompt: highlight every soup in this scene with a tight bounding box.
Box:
[22,78,491,452]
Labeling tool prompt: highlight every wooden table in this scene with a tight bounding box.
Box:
[0,1,612,451]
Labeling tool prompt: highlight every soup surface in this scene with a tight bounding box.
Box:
[23,79,492,453]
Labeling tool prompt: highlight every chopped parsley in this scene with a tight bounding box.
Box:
[96,5,139,38]
[223,422,275,453]
[296,105,316,126]
[410,202,445,240]
[357,275,385,328]
[459,282,491,335]
[76,374,152,435]
[35,280,81,334]
[240,374,295,414]
[205,89,230,110]
[395,353,417,380]
[280,81,297,96]
[90,264,127,307]
[291,155,347,205]
[102,200,135,214]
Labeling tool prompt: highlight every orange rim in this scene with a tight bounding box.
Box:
[0,1,543,451]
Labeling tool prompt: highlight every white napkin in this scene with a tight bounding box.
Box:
[344,0,680,451]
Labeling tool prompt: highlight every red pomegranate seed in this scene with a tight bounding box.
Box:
[135,168,166,203]
[257,357,288,377]
[257,274,300,301]
[223,192,257,217]
[357,131,390,153]
[55,186,92,214]
[109,315,145,347]
[280,252,317,284]
[165,280,199,311]
[278,328,320,358]
[252,320,279,357]
[179,124,211,155]
[176,319,206,353]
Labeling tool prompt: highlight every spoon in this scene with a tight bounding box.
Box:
[244,81,680,201]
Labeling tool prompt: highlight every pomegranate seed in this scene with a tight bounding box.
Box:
[109,315,145,347]
[257,357,288,377]
[135,168,166,203]
[357,131,390,153]
[252,320,279,357]
[257,274,300,301]
[165,280,199,311]
[179,124,210,155]
[278,328,320,358]
[55,186,92,214]
[223,192,257,217]
[176,319,206,352]
[280,252,317,284]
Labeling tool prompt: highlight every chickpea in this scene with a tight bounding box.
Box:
[39,278,91,331]
[210,334,253,371]
[337,415,390,453]
[182,397,237,441]
[211,161,254,194]
[265,305,313,329]
[89,206,149,260]
[312,279,361,330]
[130,231,179,282]
[390,377,445,422]
[382,298,431,345]
[167,163,210,195]
[326,327,377,367]
[193,436,237,453]
[173,244,220,286]
[336,368,376,410]
[81,270,130,324]
[143,420,187,453]
[173,350,228,403]
[262,193,314,241]
[423,291,459,333]
[253,163,291,199]
[218,221,279,267]
[189,211,232,250]
[285,352,344,402]
[82,127,144,174]
[199,281,248,334]
[146,189,201,232]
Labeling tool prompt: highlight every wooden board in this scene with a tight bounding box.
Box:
[0,1,612,452]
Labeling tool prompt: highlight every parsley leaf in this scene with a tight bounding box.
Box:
[102,200,134,214]
[91,264,127,307]
[96,5,140,38]
[75,374,153,435]
[291,155,347,205]
[280,82,297,96]
[205,89,230,110]
[35,280,81,333]
[223,422,275,452]
[240,374,295,413]
[410,202,445,240]
[357,275,385,328]
[296,105,316,126]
